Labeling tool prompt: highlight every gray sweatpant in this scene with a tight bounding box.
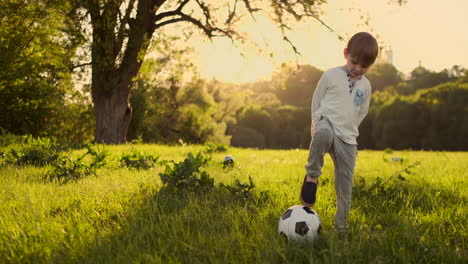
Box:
[304,116,357,231]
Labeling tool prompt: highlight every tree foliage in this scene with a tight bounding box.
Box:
[358,77,468,150]
[365,63,403,92]
[128,55,230,144]
[0,0,91,141]
[408,66,451,92]
[223,63,467,150]
[271,64,323,106]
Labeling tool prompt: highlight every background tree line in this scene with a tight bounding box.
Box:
[1,0,466,150]
[125,60,468,151]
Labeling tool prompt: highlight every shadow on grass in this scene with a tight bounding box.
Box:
[50,184,308,263]
[50,176,467,263]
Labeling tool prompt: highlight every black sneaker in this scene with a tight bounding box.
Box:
[300,175,318,207]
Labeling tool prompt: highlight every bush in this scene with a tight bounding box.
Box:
[354,161,421,207]
[6,136,61,166]
[47,144,109,182]
[159,152,213,193]
[204,143,228,153]
[120,149,159,170]
[219,176,256,199]
[47,155,94,182]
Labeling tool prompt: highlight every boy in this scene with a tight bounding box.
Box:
[300,32,378,233]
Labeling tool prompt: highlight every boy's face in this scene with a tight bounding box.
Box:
[344,48,371,78]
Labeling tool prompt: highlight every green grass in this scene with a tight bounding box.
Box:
[0,144,467,263]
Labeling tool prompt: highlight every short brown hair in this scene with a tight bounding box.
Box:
[347,32,379,68]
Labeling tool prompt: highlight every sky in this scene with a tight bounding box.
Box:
[192,0,468,83]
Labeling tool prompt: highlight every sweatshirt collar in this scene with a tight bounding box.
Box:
[340,66,363,80]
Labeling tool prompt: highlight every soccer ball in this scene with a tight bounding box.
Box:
[223,155,235,168]
[278,205,321,242]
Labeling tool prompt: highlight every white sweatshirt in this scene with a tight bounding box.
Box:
[311,66,372,145]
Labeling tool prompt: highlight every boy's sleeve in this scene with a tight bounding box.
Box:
[357,86,371,126]
[311,72,328,121]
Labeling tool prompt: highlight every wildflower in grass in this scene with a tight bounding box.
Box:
[420,236,426,243]
[375,224,383,231]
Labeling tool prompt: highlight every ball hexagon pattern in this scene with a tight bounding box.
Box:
[278,205,321,242]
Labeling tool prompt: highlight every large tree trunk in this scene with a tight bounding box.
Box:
[93,87,132,144]
[87,0,158,144]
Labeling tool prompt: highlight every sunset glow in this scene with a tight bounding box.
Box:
[193,0,468,83]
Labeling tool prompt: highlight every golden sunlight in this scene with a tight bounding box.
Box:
[193,0,468,83]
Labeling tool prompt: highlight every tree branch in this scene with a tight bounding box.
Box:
[70,62,93,72]
[116,0,137,55]
[119,0,159,89]
[83,0,100,18]
[156,13,213,36]
[310,15,344,41]
[225,0,238,24]
[154,1,240,40]
[71,62,93,70]
[155,12,237,40]
[155,18,186,29]
[283,35,301,56]
[194,0,211,27]
[242,0,261,13]
[154,0,190,22]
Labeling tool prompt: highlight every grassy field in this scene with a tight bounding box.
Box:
[0,143,467,263]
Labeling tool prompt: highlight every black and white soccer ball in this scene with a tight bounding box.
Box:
[278,205,321,242]
[223,155,235,168]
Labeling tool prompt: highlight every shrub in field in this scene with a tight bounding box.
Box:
[384,148,394,154]
[120,149,159,170]
[47,155,93,182]
[85,144,110,169]
[6,136,61,166]
[354,161,421,202]
[218,176,274,205]
[204,143,228,153]
[47,144,109,182]
[159,152,213,192]
[219,176,256,198]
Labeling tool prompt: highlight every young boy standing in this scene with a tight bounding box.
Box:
[300,32,379,233]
